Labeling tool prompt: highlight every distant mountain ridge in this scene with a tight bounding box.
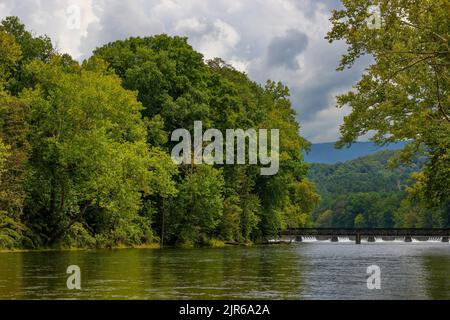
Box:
[303,141,409,164]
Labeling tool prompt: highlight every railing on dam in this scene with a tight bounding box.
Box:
[279,228,450,244]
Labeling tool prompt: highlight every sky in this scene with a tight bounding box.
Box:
[0,0,372,143]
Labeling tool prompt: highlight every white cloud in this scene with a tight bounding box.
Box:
[301,106,349,143]
[0,0,100,59]
[175,18,240,60]
[175,17,206,33]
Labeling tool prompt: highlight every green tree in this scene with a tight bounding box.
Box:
[219,195,243,241]
[0,16,54,94]
[316,210,333,227]
[92,35,210,128]
[0,86,30,248]
[20,59,152,246]
[0,99,29,248]
[0,30,22,84]
[354,213,367,228]
[327,0,450,210]
[0,139,8,175]
[167,165,224,245]
[393,172,449,227]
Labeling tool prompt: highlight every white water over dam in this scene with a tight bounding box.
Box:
[271,236,448,243]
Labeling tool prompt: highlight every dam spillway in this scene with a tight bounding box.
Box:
[278,228,450,244]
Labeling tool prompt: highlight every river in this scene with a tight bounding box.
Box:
[0,242,449,299]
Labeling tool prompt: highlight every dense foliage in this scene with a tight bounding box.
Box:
[0,17,318,249]
[309,150,449,228]
[327,0,449,213]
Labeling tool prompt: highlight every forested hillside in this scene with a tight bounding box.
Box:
[0,17,319,249]
[308,150,449,228]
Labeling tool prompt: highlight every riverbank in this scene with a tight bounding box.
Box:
[0,239,258,253]
[0,242,161,253]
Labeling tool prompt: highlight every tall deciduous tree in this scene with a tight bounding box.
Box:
[20,59,152,246]
[0,16,54,94]
[0,30,30,248]
[327,0,449,210]
[168,165,224,245]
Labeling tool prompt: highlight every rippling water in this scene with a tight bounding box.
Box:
[0,243,449,299]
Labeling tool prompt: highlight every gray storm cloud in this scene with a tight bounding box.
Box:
[266,29,308,70]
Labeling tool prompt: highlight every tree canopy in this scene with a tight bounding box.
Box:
[0,17,318,249]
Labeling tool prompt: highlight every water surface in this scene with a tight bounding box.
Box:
[0,243,449,299]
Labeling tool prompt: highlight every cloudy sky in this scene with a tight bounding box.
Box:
[0,0,372,143]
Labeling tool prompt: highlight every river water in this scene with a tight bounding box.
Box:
[0,242,449,299]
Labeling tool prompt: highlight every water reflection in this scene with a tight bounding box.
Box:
[423,253,450,300]
[0,243,448,299]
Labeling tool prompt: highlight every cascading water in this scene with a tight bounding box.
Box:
[428,236,443,242]
[293,234,448,244]
[302,236,318,242]
[337,236,352,242]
